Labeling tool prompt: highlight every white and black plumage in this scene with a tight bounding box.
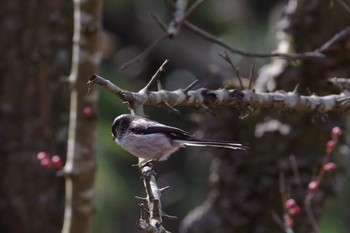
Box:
[112,114,247,161]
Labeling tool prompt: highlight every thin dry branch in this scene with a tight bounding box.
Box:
[184,22,350,60]
[119,34,168,70]
[219,51,244,89]
[136,163,169,233]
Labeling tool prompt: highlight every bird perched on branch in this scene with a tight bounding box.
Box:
[112,114,247,161]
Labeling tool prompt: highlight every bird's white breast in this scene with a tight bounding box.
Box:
[116,133,182,160]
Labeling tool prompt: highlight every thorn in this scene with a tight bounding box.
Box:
[163,213,178,220]
[163,100,180,115]
[142,59,169,92]
[184,79,199,93]
[135,196,147,201]
[248,64,255,90]
[292,84,300,94]
[157,79,162,91]
[201,104,216,116]
[159,186,170,193]
[161,208,178,220]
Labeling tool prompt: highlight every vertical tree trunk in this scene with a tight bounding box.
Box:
[0,1,72,233]
[62,0,101,232]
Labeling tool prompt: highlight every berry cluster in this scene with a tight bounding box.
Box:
[283,126,341,229]
[284,198,301,227]
[37,151,63,169]
[307,126,341,194]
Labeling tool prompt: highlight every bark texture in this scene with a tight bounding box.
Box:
[0,1,72,233]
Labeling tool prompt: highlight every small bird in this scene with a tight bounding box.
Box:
[112,114,247,161]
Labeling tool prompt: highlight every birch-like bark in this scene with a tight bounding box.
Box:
[62,0,102,232]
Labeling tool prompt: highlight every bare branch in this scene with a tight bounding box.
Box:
[184,21,350,60]
[219,51,244,89]
[248,64,255,90]
[137,161,170,233]
[314,27,350,53]
[88,74,350,113]
[119,34,168,70]
[183,0,206,19]
[337,0,350,14]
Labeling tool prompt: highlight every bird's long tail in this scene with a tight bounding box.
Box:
[179,139,248,150]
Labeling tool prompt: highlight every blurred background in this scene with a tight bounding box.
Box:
[94,1,350,233]
[1,0,349,233]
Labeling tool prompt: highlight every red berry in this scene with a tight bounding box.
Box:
[323,162,337,172]
[308,181,319,192]
[40,158,52,167]
[285,199,297,209]
[37,151,49,160]
[288,205,301,216]
[285,216,294,227]
[83,106,95,118]
[331,126,342,140]
[326,140,335,153]
[51,155,63,168]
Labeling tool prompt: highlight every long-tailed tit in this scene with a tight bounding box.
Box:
[112,114,247,161]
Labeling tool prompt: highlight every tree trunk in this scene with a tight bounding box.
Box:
[0,1,72,232]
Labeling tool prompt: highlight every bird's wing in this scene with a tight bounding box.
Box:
[130,122,194,140]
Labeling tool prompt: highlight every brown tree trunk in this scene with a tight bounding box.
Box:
[0,1,72,232]
[181,1,350,233]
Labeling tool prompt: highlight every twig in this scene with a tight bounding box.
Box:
[141,59,169,93]
[289,155,303,195]
[218,51,244,89]
[314,27,350,53]
[184,21,350,60]
[183,0,206,19]
[119,34,168,71]
[151,12,167,32]
[248,64,255,90]
[183,79,199,93]
[336,0,350,13]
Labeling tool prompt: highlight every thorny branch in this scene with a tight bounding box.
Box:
[88,74,350,114]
